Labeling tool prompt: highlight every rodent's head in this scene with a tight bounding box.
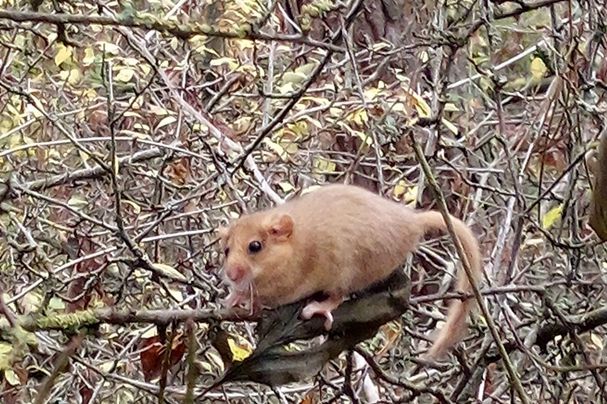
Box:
[218,212,295,306]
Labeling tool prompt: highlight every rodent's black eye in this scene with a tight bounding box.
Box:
[224,247,230,256]
[248,241,262,254]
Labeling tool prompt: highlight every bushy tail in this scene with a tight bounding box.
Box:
[416,211,482,358]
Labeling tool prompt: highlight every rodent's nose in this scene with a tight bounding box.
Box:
[226,265,246,283]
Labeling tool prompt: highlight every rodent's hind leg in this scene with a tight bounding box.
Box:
[301,293,344,330]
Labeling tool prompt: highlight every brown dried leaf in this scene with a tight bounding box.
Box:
[139,333,187,381]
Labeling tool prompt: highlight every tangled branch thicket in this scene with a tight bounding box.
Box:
[1,0,607,402]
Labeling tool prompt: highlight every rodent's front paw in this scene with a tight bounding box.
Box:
[222,290,245,308]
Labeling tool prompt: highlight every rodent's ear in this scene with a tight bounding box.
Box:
[216,225,229,241]
[266,214,294,241]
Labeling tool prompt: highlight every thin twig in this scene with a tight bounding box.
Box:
[410,135,530,404]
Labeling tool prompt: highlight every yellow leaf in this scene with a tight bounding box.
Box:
[82,88,97,100]
[123,200,141,214]
[54,44,72,66]
[140,327,158,338]
[530,57,547,82]
[372,42,391,51]
[542,205,563,229]
[294,61,318,76]
[210,57,239,70]
[83,48,95,65]
[312,156,336,173]
[408,91,431,118]
[123,58,140,66]
[25,102,43,119]
[283,342,304,352]
[115,68,135,82]
[98,361,115,373]
[353,130,372,146]
[123,111,143,118]
[392,102,407,113]
[139,64,152,76]
[67,195,88,210]
[329,107,343,117]
[403,185,418,206]
[4,369,19,386]
[21,292,42,314]
[274,82,293,94]
[286,121,308,138]
[98,42,121,55]
[363,87,382,101]
[264,138,286,158]
[441,118,459,135]
[148,105,171,116]
[12,325,37,347]
[590,332,603,350]
[156,116,177,129]
[393,180,408,198]
[152,263,187,281]
[278,182,294,192]
[59,68,81,85]
[234,39,255,50]
[347,108,368,126]
[0,343,13,371]
[227,337,252,361]
[167,288,183,301]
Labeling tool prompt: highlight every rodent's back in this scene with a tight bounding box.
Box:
[280,185,424,293]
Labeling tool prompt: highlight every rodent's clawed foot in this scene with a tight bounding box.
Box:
[301,294,343,330]
[301,302,334,330]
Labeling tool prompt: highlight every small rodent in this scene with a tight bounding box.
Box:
[218,184,482,358]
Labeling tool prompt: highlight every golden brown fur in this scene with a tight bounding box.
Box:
[219,184,482,358]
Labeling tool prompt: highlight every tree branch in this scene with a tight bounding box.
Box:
[0,10,343,52]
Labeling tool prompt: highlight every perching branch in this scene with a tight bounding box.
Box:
[202,270,410,394]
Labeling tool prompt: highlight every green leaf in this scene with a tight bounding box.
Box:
[48,297,66,311]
